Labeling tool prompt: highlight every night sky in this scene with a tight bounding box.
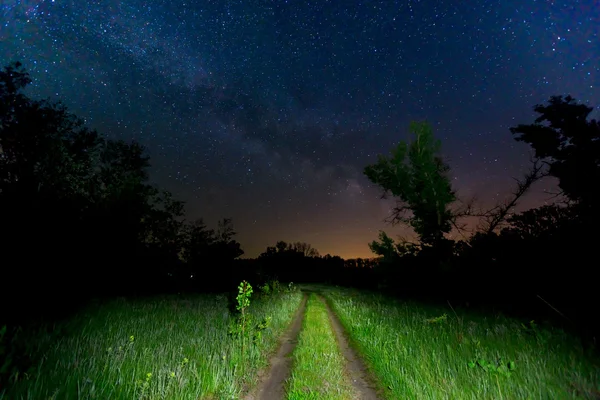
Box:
[2,1,598,258]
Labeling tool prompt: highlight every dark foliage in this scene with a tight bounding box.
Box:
[357,95,600,350]
[364,121,456,246]
[0,62,246,327]
[1,61,599,384]
[510,95,600,212]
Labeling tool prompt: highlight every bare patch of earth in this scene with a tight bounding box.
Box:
[243,294,308,400]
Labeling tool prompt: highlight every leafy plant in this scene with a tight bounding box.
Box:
[468,357,516,377]
[136,372,153,400]
[103,334,136,372]
[235,280,253,355]
[521,320,550,345]
[425,313,448,324]
[229,313,254,338]
[269,279,282,294]
[259,282,271,297]
[228,281,276,354]
[253,316,272,343]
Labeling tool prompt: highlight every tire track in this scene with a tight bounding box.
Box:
[244,293,308,400]
[318,295,382,400]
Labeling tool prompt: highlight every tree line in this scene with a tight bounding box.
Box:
[0,62,245,324]
[1,61,599,347]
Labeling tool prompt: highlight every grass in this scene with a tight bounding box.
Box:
[320,286,600,400]
[286,293,355,400]
[7,285,598,399]
[1,289,302,400]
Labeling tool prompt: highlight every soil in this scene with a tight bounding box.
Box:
[243,294,308,400]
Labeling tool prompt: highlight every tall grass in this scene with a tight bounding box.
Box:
[287,293,355,400]
[323,287,600,400]
[1,290,302,400]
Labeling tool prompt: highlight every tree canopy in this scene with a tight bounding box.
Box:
[510,95,600,210]
[0,61,244,317]
[364,121,456,246]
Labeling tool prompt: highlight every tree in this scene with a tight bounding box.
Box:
[257,241,322,283]
[260,241,291,258]
[364,121,456,246]
[510,95,600,210]
[478,157,547,235]
[179,218,244,289]
[500,204,576,241]
[213,218,244,260]
[368,231,419,262]
[180,219,217,266]
[291,242,320,258]
[275,240,290,253]
[0,61,191,309]
[140,189,186,281]
[0,61,103,201]
[259,241,319,258]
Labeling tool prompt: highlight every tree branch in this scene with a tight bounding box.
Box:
[480,155,548,235]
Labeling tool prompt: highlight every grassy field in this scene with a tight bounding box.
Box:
[1,289,302,400]
[320,286,600,400]
[6,285,599,399]
[286,293,355,400]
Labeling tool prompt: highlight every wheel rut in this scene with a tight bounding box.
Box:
[244,291,381,400]
[243,293,308,400]
[318,294,382,400]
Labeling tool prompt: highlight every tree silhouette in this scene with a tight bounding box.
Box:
[1,62,103,201]
[500,204,576,241]
[364,121,456,246]
[179,218,244,290]
[259,241,319,258]
[256,241,324,282]
[510,95,600,210]
[368,231,419,262]
[180,219,217,265]
[478,157,547,235]
[291,242,320,257]
[0,61,227,318]
[260,241,291,257]
[213,218,245,260]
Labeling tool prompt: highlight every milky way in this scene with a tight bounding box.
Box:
[1,0,598,257]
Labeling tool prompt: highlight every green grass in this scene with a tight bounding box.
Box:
[287,293,355,400]
[1,289,302,400]
[321,286,600,400]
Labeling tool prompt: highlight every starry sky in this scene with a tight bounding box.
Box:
[1,0,598,258]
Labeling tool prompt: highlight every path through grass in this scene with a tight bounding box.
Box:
[1,290,302,400]
[286,293,355,400]
[322,287,600,400]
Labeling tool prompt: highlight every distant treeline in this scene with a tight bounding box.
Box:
[1,62,599,348]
